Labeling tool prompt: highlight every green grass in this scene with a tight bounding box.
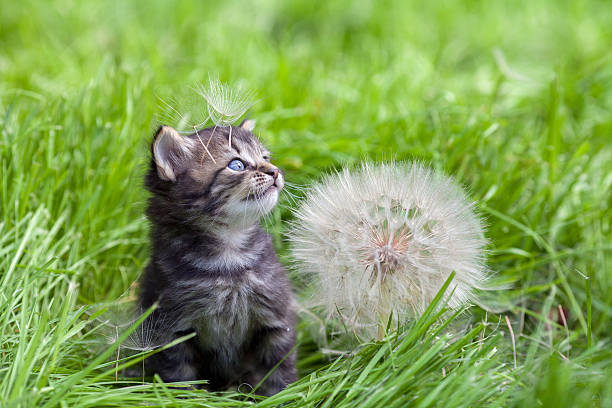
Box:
[1,0,611,406]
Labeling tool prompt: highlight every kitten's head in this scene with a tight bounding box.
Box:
[146,120,283,228]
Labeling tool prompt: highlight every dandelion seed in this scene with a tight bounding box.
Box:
[90,300,165,381]
[156,77,257,164]
[193,76,256,148]
[88,301,140,381]
[288,162,488,340]
[121,310,166,353]
[122,311,168,384]
[90,302,140,328]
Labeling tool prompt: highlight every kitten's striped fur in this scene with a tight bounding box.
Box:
[140,121,296,395]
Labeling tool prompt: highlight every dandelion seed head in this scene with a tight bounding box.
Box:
[289,161,488,339]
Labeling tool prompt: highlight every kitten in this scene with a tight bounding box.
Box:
[139,120,297,396]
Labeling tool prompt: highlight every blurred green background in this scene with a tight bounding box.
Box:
[1,0,611,406]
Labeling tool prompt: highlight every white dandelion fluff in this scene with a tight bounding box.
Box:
[289,161,488,340]
[193,76,257,148]
[193,76,256,128]
[157,76,257,155]
[91,301,165,381]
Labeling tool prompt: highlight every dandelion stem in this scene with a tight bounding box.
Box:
[586,274,592,348]
[505,315,517,369]
[377,322,385,341]
[377,306,392,341]
[196,133,216,164]
[141,324,145,384]
[115,326,120,381]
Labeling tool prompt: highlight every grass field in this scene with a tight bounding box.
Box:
[1,0,611,406]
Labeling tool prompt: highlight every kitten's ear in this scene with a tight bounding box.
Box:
[239,119,256,132]
[152,126,194,182]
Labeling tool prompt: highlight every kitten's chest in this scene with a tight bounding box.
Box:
[188,270,273,347]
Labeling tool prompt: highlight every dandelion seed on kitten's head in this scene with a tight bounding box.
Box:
[289,161,488,340]
[157,76,256,134]
[193,76,256,128]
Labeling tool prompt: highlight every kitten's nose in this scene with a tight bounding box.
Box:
[266,168,279,180]
[259,163,279,180]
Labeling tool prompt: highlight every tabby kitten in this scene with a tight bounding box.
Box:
[139,120,296,396]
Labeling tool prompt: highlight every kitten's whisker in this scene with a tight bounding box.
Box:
[281,188,300,206]
[248,183,266,220]
[284,181,307,190]
[282,186,301,197]
[237,183,252,226]
[255,186,275,228]
[251,187,265,219]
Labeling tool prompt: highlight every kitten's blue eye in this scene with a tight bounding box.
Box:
[228,159,246,171]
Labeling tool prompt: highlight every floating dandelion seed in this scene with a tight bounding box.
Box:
[121,309,168,383]
[289,162,488,340]
[193,76,257,148]
[156,77,257,163]
[88,301,141,381]
[121,312,166,352]
[90,301,164,381]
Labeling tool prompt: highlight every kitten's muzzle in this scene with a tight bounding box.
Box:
[258,164,279,181]
[261,173,284,198]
